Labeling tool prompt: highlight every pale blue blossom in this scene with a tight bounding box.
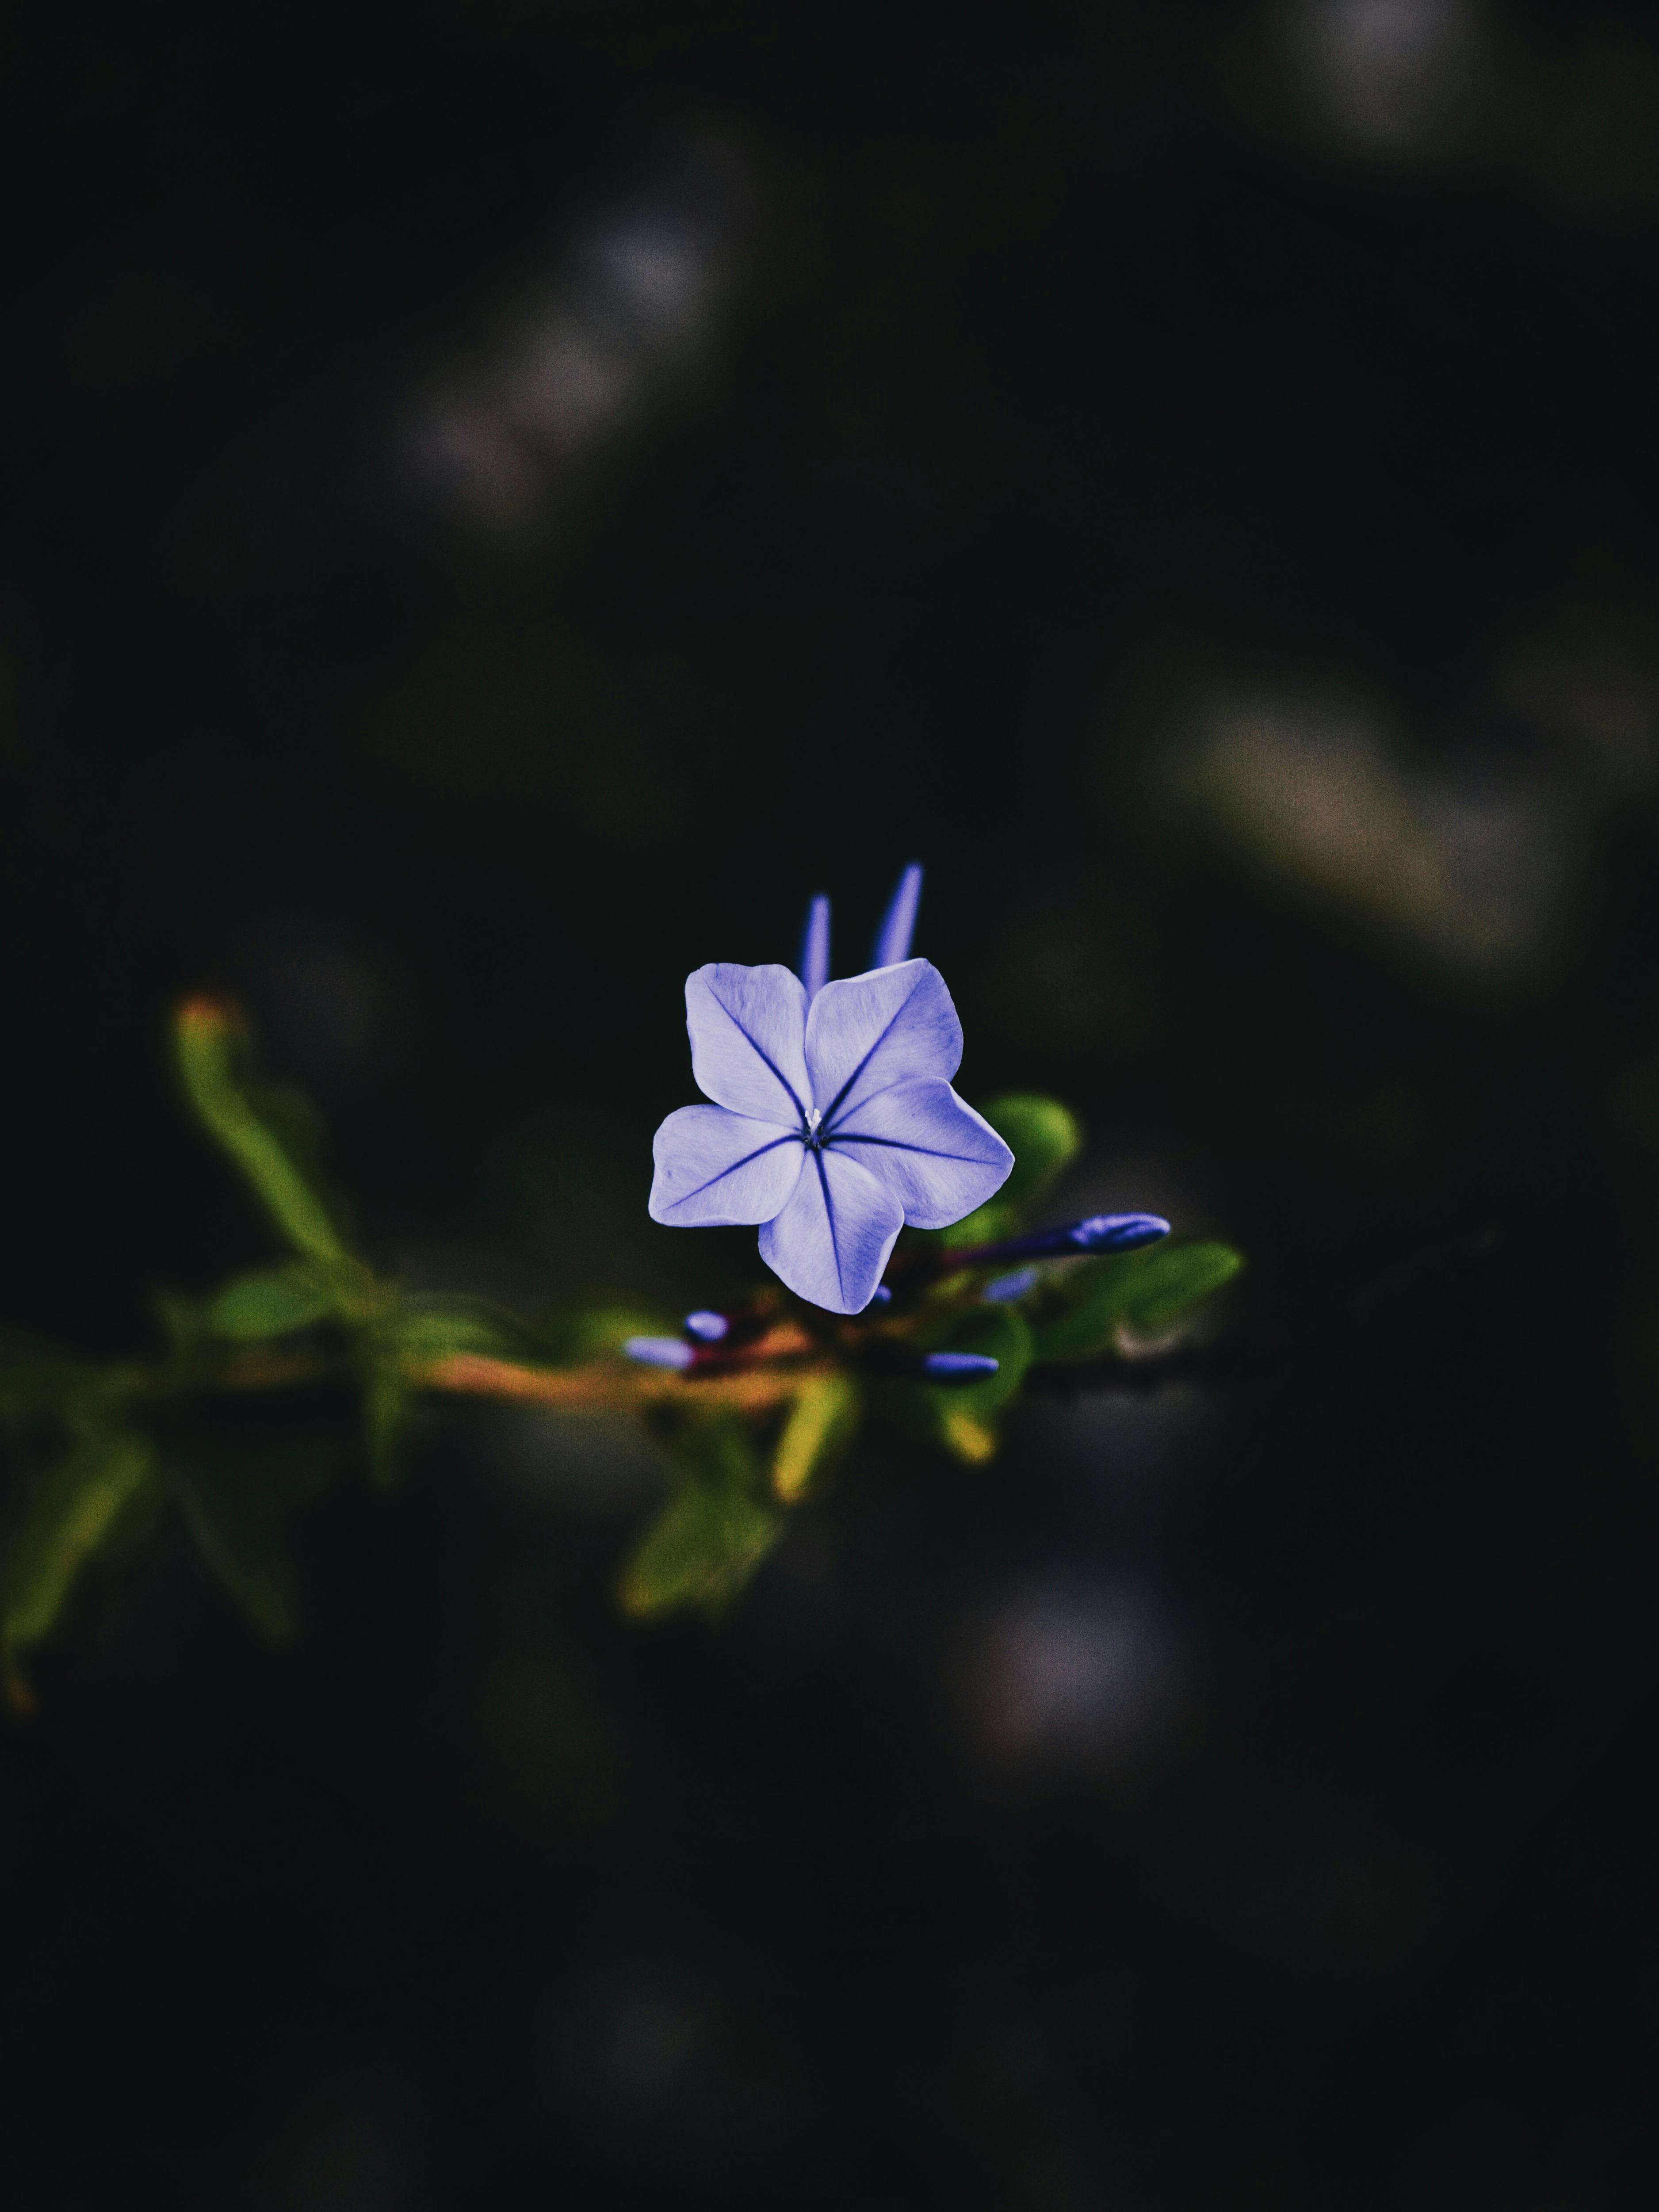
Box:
[648,871,1013,1314]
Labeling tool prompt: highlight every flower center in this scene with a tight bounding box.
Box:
[803,1105,825,1149]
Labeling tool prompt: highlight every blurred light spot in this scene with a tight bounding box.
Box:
[967,1576,1188,1773]
[1286,0,1478,151]
[1164,689,1572,981]
[398,135,752,530]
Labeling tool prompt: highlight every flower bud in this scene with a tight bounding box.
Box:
[871,862,923,968]
[922,1351,1000,1382]
[969,1213,1170,1264]
[799,894,831,1001]
[623,1336,696,1370]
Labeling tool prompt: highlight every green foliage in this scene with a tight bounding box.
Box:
[4,1429,157,1658]
[0,997,1249,1674]
[1029,1239,1244,1363]
[544,1305,674,1362]
[174,998,349,1266]
[982,1093,1084,1210]
[619,1420,782,1621]
[204,1265,340,1341]
[889,1305,1034,1462]
[172,1444,336,1640]
[772,1375,861,1503]
[391,1300,551,1365]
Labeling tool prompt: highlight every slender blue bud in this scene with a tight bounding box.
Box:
[683,1310,729,1343]
[799,894,831,1001]
[868,1283,893,1307]
[982,1265,1039,1305]
[872,862,923,969]
[970,1213,1170,1263]
[1066,1213,1171,1253]
[923,1351,1000,1381]
[623,1335,696,1370]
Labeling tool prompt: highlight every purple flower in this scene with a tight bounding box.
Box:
[648,955,1013,1314]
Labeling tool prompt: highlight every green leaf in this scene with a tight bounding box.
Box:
[981,1093,1084,1211]
[363,1368,408,1489]
[929,1304,1033,1414]
[4,1431,157,1653]
[392,1300,548,1365]
[938,1199,1020,1251]
[173,997,348,1266]
[619,1420,781,1622]
[772,1375,861,1503]
[172,1444,335,1640]
[544,1306,675,1362]
[1029,1239,1244,1363]
[204,1265,339,1341]
[887,1305,1032,1457]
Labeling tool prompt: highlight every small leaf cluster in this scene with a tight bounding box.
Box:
[615,1091,1243,1619]
[1,1001,554,1691]
[0,1007,1245,1688]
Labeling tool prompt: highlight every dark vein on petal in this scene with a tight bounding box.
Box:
[812,1149,844,1302]
[711,988,806,1117]
[828,1135,996,1163]
[671,1132,801,1209]
[820,973,923,1127]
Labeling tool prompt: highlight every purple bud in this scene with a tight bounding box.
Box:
[872,862,923,969]
[1067,1213,1171,1253]
[922,1351,1000,1382]
[970,1213,1170,1263]
[868,1283,893,1307]
[623,1335,696,1370]
[799,894,831,1001]
[982,1266,1039,1304]
[683,1310,729,1343]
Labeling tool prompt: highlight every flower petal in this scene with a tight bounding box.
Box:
[757,1146,903,1314]
[827,1076,1013,1227]
[805,959,962,1125]
[685,963,810,1126]
[649,1104,805,1226]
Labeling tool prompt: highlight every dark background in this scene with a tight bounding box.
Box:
[4,2,1659,2204]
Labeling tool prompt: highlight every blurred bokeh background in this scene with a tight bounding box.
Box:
[6,2,1659,2203]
